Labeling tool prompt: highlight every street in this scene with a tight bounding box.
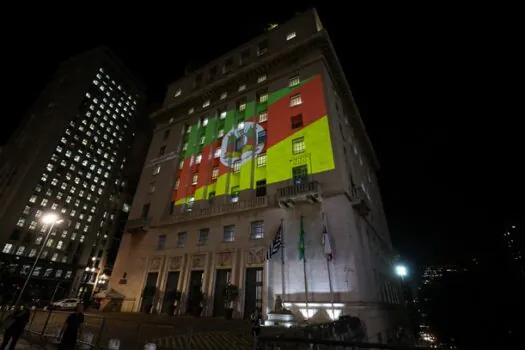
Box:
[22,310,253,349]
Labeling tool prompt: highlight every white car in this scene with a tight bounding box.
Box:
[50,298,81,310]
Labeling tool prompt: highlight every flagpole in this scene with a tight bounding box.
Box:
[303,249,309,321]
[280,219,285,299]
[301,215,309,321]
[323,212,335,320]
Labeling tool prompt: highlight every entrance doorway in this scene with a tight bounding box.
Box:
[140,272,158,313]
[243,267,263,319]
[162,271,180,314]
[212,269,231,317]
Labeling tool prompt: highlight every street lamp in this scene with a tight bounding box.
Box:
[395,264,408,279]
[15,213,63,307]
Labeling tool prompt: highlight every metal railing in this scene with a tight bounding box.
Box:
[277,181,320,198]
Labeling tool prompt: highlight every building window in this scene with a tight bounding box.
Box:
[223,225,235,242]
[259,93,268,104]
[192,173,198,185]
[230,186,240,203]
[251,221,264,239]
[238,84,246,92]
[293,165,308,185]
[212,167,219,180]
[257,74,267,83]
[233,160,241,173]
[2,243,13,253]
[174,89,182,97]
[157,235,167,250]
[202,117,209,126]
[257,40,268,56]
[195,154,202,164]
[149,183,156,193]
[290,94,302,107]
[292,137,305,154]
[16,218,25,227]
[259,111,268,122]
[291,114,303,129]
[159,146,166,156]
[15,246,25,256]
[188,107,195,115]
[220,111,227,119]
[202,100,210,108]
[220,92,227,100]
[153,165,161,175]
[286,32,297,40]
[214,148,221,158]
[257,130,267,145]
[257,154,267,167]
[256,179,267,197]
[176,232,187,248]
[198,229,209,245]
[289,74,300,87]
[208,191,216,204]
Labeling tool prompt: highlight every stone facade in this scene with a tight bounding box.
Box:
[108,9,404,339]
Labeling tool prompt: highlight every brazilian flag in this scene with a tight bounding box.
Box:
[299,215,305,260]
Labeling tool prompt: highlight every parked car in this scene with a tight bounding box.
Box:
[49,298,81,310]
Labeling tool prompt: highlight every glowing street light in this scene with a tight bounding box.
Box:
[15,213,63,306]
[395,265,408,278]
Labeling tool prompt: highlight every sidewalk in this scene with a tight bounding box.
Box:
[0,334,50,349]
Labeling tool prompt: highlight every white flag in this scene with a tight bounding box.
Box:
[321,213,333,261]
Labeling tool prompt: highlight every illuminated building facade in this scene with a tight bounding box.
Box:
[0,47,147,302]
[110,9,400,339]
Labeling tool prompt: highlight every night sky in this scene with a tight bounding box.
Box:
[3,4,523,267]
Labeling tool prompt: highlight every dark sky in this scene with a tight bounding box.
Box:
[3,4,523,266]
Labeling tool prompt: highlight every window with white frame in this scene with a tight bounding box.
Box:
[258,111,268,122]
[286,32,297,40]
[192,173,198,185]
[174,89,182,97]
[257,74,267,83]
[223,225,235,242]
[198,229,209,245]
[250,221,264,239]
[202,100,210,108]
[220,92,227,100]
[257,154,267,167]
[238,84,246,92]
[290,94,302,107]
[292,137,305,154]
[233,160,241,173]
[289,74,300,87]
[176,232,187,248]
[212,167,219,179]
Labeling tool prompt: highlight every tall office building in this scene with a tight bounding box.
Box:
[0,47,148,302]
[110,9,400,338]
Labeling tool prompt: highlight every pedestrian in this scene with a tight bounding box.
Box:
[58,304,85,350]
[250,308,261,350]
[0,304,30,350]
